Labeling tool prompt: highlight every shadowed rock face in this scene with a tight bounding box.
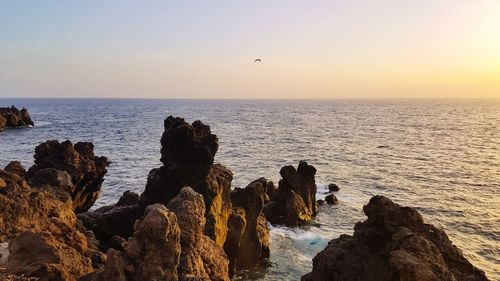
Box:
[167,187,230,281]
[264,161,317,226]
[140,116,232,247]
[0,106,34,130]
[301,196,489,281]
[27,140,110,213]
[224,178,271,275]
[82,204,181,281]
[78,191,141,251]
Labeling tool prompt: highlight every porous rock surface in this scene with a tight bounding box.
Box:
[301,195,489,281]
[0,106,34,130]
[27,140,110,213]
[264,161,317,226]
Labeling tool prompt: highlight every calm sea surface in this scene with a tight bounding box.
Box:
[0,99,499,280]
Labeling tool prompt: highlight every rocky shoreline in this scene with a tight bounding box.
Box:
[0,116,490,281]
[0,106,34,131]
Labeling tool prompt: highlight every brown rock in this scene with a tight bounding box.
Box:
[224,178,271,275]
[83,204,181,281]
[27,140,110,213]
[0,166,103,281]
[325,194,338,205]
[327,183,339,192]
[6,231,93,281]
[78,191,141,251]
[301,196,489,281]
[0,106,34,130]
[4,161,26,178]
[167,187,230,281]
[264,161,317,226]
[140,116,232,247]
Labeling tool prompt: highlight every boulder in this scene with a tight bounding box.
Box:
[325,194,338,205]
[327,183,339,192]
[264,161,317,226]
[301,196,489,281]
[27,140,110,213]
[224,178,271,275]
[167,187,230,281]
[140,116,232,247]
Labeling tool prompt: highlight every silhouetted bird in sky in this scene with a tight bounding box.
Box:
[254,58,262,63]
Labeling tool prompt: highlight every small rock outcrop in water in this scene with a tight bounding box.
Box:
[264,161,317,226]
[27,140,110,213]
[325,194,338,205]
[301,196,489,281]
[0,106,34,130]
[224,178,271,275]
[140,116,232,247]
[328,183,339,192]
[83,204,181,281]
[167,187,230,281]
[0,162,103,280]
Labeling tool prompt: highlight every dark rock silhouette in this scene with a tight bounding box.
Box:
[264,161,317,226]
[140,116,232,247]
[167,187,230,281]
[78,191,141,251]
[224,178,271,275]
[328,183,339,192]
[325,194,338,205]
[27,140,110,213]
[301,196,489,281]
[0,106,34,130]
[82,204,181,281]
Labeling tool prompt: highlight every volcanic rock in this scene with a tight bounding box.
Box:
[83,204,181,281]
[167,187,230,281]
[0,164,103,281]
[224,178,271,275]
[27,140,110,213]
[301,196,489,281]
[328,183,339,192]
[264,161,317,226]
[0,106,34,130]
[78,191,141,251]
[325,194,338,205]
[140,116,232,246]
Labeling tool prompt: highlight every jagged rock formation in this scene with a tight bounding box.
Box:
[0,106,34,130]
[325,194,338,205]
[264,161,317,226]
[224,178,271,275]
[140,116,232,246]
[82,204,181,281]
[301,196,489,281]
[78,191,141,251]
[27,140,110,213]
[167,187,230,281]
[0,162,103,281]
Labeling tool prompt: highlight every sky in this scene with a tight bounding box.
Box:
[0,0,499,99]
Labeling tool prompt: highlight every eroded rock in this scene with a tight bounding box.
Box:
[264,161,317,226]
[140,116,232,246]
[83,204,181,281]
[0,106,34,130]
[167,187,230,281]
[27,140,110,213]
[224,178,271,275]
[301,196,489,281]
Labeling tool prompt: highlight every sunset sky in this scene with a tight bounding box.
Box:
[1,1,499,99]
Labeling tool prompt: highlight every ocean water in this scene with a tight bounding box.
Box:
[0,98,498,280]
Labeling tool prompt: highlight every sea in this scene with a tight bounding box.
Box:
[0,98,498,280]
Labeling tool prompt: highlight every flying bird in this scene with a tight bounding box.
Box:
[254,58,262,63]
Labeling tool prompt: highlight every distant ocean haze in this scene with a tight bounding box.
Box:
[0,98,498,280]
